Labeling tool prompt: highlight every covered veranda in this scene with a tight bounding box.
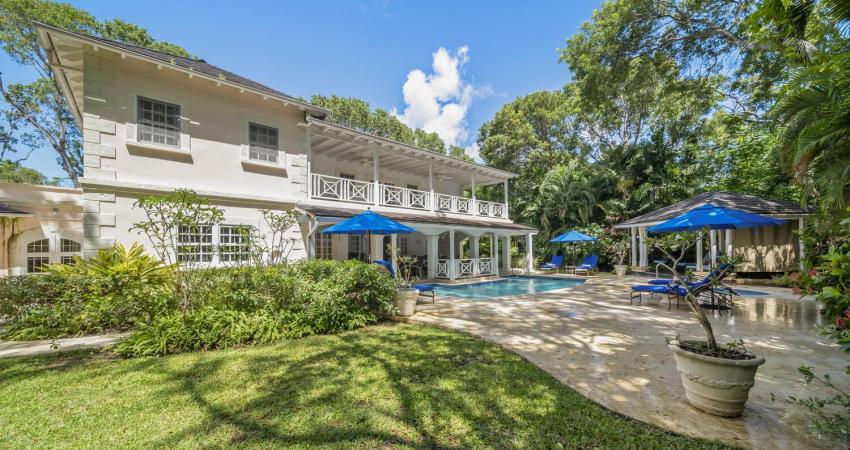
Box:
[297,205,537,281]
[614,192,813,273]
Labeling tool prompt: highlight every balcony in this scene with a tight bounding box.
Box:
[310,173,508,218]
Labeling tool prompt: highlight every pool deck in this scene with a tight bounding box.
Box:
[411,274,843,449]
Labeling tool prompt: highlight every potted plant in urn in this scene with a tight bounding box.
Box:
[604,234,631,276]
[387,245,420,316]
[651,232,765,417]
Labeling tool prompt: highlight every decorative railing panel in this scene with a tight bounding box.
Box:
[311,174,373,204]
[380,184,430,210]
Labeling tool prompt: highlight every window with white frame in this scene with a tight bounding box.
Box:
[398,236,409,255]
[177,225,214,262]
[339,172,355,180]
[249,122,279,163]
[137,96,181,147]
[219,225,252,263]
[348,235,364,260]
[26,238,49,273]
[60,239,81,265]
[23,236,82,273]
[316,232,332,260]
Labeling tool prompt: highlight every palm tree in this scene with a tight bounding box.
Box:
[774,72,850,210]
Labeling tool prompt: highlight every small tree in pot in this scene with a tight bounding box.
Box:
[604,233,631,276]
[650,231,765,417]
[387,245,419,316]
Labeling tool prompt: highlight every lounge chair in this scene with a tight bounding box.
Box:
[540,255,565,273]
[573,255,599,276]
[373,260,435,303]
[631,264,736,309]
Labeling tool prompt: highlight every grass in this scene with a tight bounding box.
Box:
[0,323,732,449]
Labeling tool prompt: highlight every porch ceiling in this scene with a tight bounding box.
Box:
[298,205,535,233]
[308,119,513,187]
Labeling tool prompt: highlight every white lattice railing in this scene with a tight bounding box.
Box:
[311,174,373,204]
[310,174,507,218]
[435,257,498,279]
[380,184,430,211]
[435,194,471,215]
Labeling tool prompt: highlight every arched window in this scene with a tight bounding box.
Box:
[60,238,82,265]
[21,235,83,273]
[26,238,50,273]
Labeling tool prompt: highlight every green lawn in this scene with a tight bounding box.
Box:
[0,323,731,449]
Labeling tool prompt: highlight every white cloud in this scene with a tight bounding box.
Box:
[464,143,482,163]
[394,46,477,147]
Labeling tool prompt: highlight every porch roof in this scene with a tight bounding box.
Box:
[306,118,515,186]
[614,191,814,228]
[0,203,33,217]
[298,205,536,232]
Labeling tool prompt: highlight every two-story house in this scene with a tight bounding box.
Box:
[0,24,537,279]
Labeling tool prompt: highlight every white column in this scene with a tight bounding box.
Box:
[370,235,382,262]
[448,229,456,280]
[470,174,478,216]
[390,234,398,276]
[696,233,703,272]
[798,217,806,270]
[709,230,718,267]
[630,227,637,267]
[503,236,511,273]
[426,234,438,279]
[503,180,509,219]
[525,232,534,274]
[372,149,380,207]
[639,226,648,268]
[490,233,499,275]
[725,229,734,258]
[471,234,481,276]
[428,163,435,212]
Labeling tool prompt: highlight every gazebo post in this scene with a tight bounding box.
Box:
[696,234,704,272]
[709,230,718,267]
[630,227,637,267]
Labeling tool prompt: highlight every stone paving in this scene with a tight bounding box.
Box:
[412,275,843,449]
[0,333,127,358]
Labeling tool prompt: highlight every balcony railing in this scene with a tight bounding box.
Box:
[311,173,373,204]
[310,173,508,218]
[435,257,498,279]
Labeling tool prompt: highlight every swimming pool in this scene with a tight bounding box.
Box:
[434,276,584,299]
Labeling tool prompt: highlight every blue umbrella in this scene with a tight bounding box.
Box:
[321,210,415,261]
[648,203,785,233]
[549,230,597,265]
[549,230,598,243]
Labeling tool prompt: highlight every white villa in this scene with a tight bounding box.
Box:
[0,24,537,279]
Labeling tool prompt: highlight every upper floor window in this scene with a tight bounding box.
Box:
[249,122,279,163]
[137,96,181,147]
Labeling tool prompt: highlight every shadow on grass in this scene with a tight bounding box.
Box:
[0,324,732,449]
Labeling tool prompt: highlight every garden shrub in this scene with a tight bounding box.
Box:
[116,259,396,357]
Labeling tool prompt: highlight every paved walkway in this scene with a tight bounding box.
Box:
[0,333,127,358]
[413,275,843,449]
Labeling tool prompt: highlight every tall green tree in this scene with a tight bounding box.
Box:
[0,0,188,186]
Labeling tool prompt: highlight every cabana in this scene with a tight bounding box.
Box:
[614,192,813,273]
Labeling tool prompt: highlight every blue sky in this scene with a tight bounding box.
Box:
[2,0,603,181]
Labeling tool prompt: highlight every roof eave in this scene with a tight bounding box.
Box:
[34,23,331,118]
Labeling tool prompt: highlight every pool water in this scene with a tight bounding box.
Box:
[435,276,584,299]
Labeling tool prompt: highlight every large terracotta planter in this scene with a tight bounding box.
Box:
[669,340,765,417]
[614,264,629,276]
[394,288,419,316]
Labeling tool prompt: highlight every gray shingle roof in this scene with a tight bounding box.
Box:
[616,192,813,227]
[299,205,536,232]
[0,203,31,215]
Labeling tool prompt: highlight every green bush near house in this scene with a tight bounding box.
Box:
[0,246,396,357]
[117,260,397,357]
